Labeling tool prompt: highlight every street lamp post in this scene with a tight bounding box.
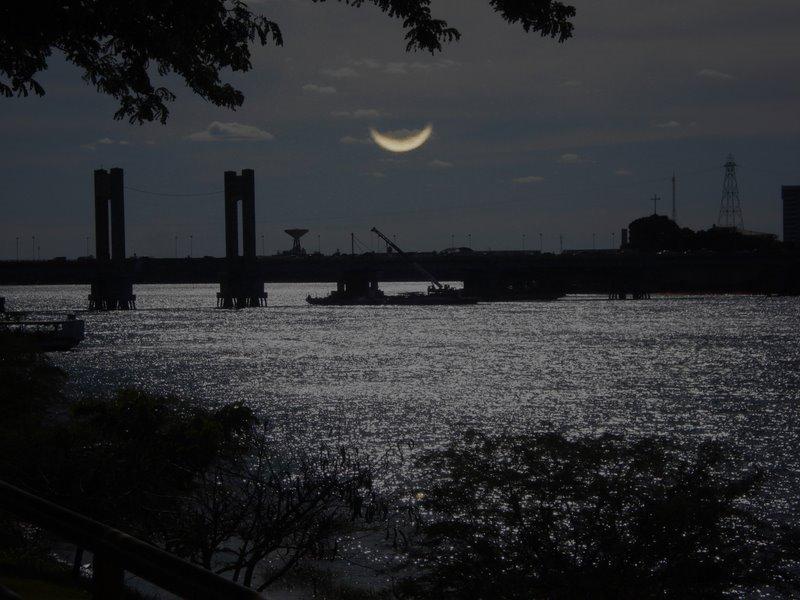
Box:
[174,235,178,258]
[31,236,35,260]
[15,237,19,261]
[189,235,193,258]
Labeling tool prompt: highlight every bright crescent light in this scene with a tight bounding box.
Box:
[369,124,433,153]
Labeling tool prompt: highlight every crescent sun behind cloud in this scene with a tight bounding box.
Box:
[369,124,433,153]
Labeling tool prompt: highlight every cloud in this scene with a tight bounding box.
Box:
[429,160,453,169]
[562,79,582,87]
[302,83,337,95]
[339,135,373,145]
[348,58,458,76]
[557,153,593,164]
[80,137,131,150]
[186,122,275,142]
[384,62,409,75]
[331,108,383,119]
[351,58,382,69]
[654,120,681,129]
[321,67,358,79]
[697,68,734,81]
[614,168,633,176]
[368,171,386,178]
[512,175,545,184]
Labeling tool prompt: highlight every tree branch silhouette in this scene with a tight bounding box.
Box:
[0,0,574,124]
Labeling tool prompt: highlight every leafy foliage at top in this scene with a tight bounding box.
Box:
[0,1,282,124]
[0,0,575,124]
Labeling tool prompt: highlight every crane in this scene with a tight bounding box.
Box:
[370,227,444,290]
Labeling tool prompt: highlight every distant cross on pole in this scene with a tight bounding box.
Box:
[451,233,455,248]
[652,194,660,215]
[468,233,472,248]
[612,232,616,249]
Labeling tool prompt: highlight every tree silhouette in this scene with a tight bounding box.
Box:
[0,0,575,124]
[398,430,800,599]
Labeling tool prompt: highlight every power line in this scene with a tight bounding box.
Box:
[738,164,800,179]
[124,186,223,197]
[119,164,725,227]
[244,165,725,226]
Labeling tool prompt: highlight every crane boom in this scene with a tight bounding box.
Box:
[370,227,444,289]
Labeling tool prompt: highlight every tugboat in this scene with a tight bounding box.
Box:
[307,227,477,306]
[0,301,85,352]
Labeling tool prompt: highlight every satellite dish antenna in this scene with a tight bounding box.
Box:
[284,229,309,255]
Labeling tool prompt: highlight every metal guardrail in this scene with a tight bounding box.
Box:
[0,479,262,599]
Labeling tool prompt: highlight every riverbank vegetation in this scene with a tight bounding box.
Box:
[396,430,800,598]
[2,341,799,598]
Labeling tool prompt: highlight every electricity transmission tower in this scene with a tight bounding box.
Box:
[718,154,743,229]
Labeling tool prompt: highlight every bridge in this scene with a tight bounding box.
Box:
[2,166,798,302]
[1,249,798,296]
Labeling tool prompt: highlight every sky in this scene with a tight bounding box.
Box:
[1,0,799,259]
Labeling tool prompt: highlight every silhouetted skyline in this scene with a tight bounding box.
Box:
[1,0,799,259]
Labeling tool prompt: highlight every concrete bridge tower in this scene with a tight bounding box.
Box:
[88,168,136,310]
[217,169,268,308]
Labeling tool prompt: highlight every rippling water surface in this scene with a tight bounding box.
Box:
[4,284,800,510]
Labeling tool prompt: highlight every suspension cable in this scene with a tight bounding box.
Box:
[124,186,223,197]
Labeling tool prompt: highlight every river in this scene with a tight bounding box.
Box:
[3,283,800,514]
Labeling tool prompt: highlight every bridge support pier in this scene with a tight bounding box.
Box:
[89,168,135,310]
[217,266,268,308]
[89,271,136,310]
[217,170,267,308]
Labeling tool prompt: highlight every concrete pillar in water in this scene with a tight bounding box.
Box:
[89,168,135,310]
[110,168,126,262]
[218,169,267,308]
[93,169,111,262]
